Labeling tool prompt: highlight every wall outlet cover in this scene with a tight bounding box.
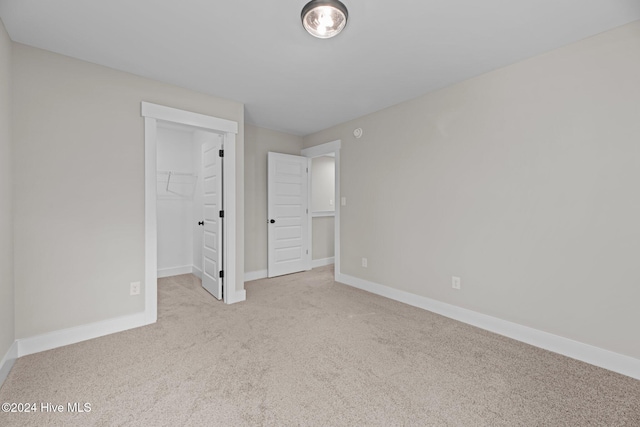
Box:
[130,281,141,296]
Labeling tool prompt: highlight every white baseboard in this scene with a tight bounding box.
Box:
[192,265,202,279]
[0,341,18,389]
[158,265,202,279]
[17,312,153,358]
[157,265,193,278]
[336,273,640,380]
[312,257,335,268]
[244,270,268,282]
[244,262,335,281]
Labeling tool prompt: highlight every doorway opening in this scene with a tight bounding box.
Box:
[302,140,341,280]
[155,123,224,300]
[308,155,335,268]
[142,102,243,324]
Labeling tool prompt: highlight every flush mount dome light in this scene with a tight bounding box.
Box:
[301,0,348,39]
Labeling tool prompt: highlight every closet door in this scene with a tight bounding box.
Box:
[201,139,223,300]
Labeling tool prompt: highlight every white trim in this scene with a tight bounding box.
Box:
[222,132,242,304]
[312,211,335,218]
[307,157,313,271]
[301,140,341,282]
[142,102,241,307]
[312,257,335,268]
[336,273,640,380]
[141,102,238,134]
[334,147,341,278]
[16,312,152,358]
[0,341,18,388]
[157,265,193,278]
[301,140,341,158]
[244,270,268,282]
[144,117,158,324]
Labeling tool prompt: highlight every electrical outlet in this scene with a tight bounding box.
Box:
[329,199,333,206]
[341,197,347,206]
[130,281,141,296]
[362,258,368,268]
[452,276,461,290]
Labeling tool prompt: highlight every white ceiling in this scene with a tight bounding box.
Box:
[1,1,639,136]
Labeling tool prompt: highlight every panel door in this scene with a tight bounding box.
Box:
[267,152,310,277]
[202,140,223,299]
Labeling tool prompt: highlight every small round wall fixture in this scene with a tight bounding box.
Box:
[301,0,349,39]
[353,128,363,138]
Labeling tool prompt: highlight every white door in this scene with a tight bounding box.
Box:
[202,140,223,299]
[268,152,310,277]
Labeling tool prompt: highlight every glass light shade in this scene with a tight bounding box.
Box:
[301,0,348,39]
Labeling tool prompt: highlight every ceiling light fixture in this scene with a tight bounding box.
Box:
[301,0,349,39]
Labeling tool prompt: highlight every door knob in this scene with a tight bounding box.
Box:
[198,221,204,226]
[270,219,275,224]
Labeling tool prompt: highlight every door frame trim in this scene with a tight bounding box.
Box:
[301,140,341,278]
[142,102,241,323]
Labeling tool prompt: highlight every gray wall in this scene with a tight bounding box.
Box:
[311,156,335,212]
[310,156,335,261]
[244,124,303,274]
[0,18,14,361]
[12,43,244,338]
[303,22,640,359]
[312,217,334,261]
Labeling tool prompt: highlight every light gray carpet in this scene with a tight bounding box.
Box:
[1,265,639,426]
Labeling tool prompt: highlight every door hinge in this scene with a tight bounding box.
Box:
[219,210,224,218]
[219,270,224,278]
[306,167,308,173]
[306,208,308,214]
[219,149,224,157]
[306,250,309,255]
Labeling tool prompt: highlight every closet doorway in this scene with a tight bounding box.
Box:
[156,123,223,299]
[142,102,243,325]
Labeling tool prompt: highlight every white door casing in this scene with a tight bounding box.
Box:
[201,139,223,299]
[267,152,310,277]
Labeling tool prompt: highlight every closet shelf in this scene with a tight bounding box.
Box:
[157,170,198,199]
